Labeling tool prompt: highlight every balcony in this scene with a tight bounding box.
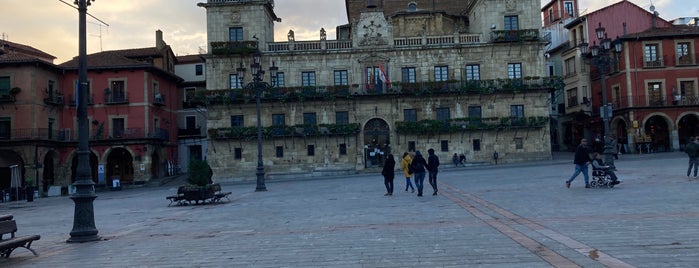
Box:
[0,128,67,141]
[490,29,541,43]
[210,41,258,55]
[44,94,64,106]
[153,93,166,106]
[643,57,664,68]
[89,127,170,141]
[178,127,203,137]
[0,88,16,103]
[104,92,129,105]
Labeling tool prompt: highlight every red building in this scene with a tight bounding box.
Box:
[0,30,182,198]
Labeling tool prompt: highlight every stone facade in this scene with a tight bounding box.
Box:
[198,0,553,181]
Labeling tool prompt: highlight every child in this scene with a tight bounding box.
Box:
[591,152,620,185]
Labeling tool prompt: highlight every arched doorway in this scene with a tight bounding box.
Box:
[106,148,134,186]
[70,152,98,183]
[678,114,699,150]
[0,150,24,190]
[363,118,391,168]
[151,151,160,179]
[615,120,629,154]
[42,150,58,194]
[644,115,671,152]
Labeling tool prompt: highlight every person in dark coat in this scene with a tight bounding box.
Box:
[381,154,396,196]
[427,148,440,195]
[566,138,592,188]
[410,150,427,196]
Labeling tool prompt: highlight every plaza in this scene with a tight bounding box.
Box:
[1,151,698,267]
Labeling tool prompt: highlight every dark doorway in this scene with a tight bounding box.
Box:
[363,118,391,168]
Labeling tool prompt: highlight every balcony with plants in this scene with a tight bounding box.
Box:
[208,123,360,140]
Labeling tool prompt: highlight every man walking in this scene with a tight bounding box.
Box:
[410,151,427,197]
[566,138,592,188]
[427,148,440,195]
[686,136,699,178]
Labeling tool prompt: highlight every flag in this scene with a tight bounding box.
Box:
[378,64,391,89]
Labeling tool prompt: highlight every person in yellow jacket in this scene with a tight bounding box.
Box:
[401,152,415,192]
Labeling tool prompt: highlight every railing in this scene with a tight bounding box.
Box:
[87,127,170,141]
[211,41,258,55]
[44,94,64,106]
[104,92,129,104]
[153,93,166,106]
[149,128,169,140]
[205,0,273,6]
[0,128,66,141]
[567,96,579,107]
[643,57,664,68]
[612,95,699,109]
[209,123,360,140]
[491,29,540,43]
[178,127,203,137]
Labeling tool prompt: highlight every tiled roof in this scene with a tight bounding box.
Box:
[0,39,56,64]
[59,47,163,69]
[176,54,205,64]
[624,25,699,39]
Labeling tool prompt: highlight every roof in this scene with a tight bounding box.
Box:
[176,54,205,64]
[59,47,163,68]
[622,25,699,39]
[0,39,56,64]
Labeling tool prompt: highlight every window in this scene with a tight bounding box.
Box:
[275,72,285,87]
[229,74,242,89]
[302,71,316,87]
[230,115,244,127]
[404,109,417,122]
[648,82,663,105]
[110,80,126,102]
[680,81,696,99]
[440,140,449,152]
[408,3,417,11]
[47,80,56,96]
[564,1,574,16]
[303,112,316,135]
[465,64,480,80]
[184,88,195,102]
[473,139,481,151]
[339,144,347,155]
[564,58,576,77]
[48,118,55,139]
[408,141,416,152]
[504,15,519,30]
[613,86,621,108]
[507,63,522,79]
[644,44,661,67]
[0,76,10,93]
[515,137,523,149]
[401,67,416,83]
[434,66,448,81]
[0,117,10,139]
[677,42,693,65]
[229,27,243,41]
[436,107,450,121]
[195,64,203,76]
[307,145,315,156]
[190,145,203,161]
[276,146,284,158]
[336,111,349,124]
[272,114,286,136]
[511,105,525,126]
[112,118,125,138]
[548,8,553,23]
[185,116,196,130]
[334,70,348,86]
[234,148,242,159]
[468,106,482,125]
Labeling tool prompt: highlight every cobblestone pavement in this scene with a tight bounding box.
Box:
[1,152,698,267]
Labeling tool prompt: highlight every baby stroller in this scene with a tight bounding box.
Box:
[590,168,615,188]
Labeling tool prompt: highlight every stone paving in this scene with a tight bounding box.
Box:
[1,151,698,267]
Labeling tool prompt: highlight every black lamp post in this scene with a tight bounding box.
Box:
[237,51,277,191]
[68,0,99,243]
[579,22,623,164]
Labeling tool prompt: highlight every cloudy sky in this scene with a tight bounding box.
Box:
[0,0,691,64]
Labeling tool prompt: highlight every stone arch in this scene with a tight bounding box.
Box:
[0,150,25,190]
[362,117,391,168]
[42,150,59,194]
[610,116,630,153]
[677,111,699,149]
[151,150,161,179]
[105,147,134,186]
[70,150,99,184]
[642,113,673,152]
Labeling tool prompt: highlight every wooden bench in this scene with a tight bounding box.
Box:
[211,183,232,203]
[0,217,40,258]
[165,186,187,206]
[0,215,13,222]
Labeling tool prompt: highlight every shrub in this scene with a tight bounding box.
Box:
[187,160,212,187]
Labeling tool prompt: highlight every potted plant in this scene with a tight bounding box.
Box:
[24,177,35,202]
[184,160,214,203]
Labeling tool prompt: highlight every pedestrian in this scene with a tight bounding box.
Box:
[565,138,592,188]
[381,154,396,196]
[459,153,466,166]
[452,153,459,167]
[410,150,427,196]
[685,136,699,178]
[591,152,620,185]
[401,152,415,193]
[610,136,619,160]
[427,148,440,195]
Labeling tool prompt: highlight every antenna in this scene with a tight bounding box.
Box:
[88,21,108,51]
[57,0,110,27]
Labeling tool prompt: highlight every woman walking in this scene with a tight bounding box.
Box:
[401,152,415,192]
[382,154,396,196]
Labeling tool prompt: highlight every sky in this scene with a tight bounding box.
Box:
[0,0,692,64]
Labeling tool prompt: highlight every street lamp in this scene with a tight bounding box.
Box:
[237,51,277,191]
[68,0,99,243]
[579,22,623,165]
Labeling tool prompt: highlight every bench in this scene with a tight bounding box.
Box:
[165,186,187,206]
[0,217,40,258]
[0,215,12,222]
[211,183,232,203]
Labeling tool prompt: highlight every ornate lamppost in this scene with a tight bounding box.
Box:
[237,51,277,191]
[68,0,100,243]
[579,22,623,165]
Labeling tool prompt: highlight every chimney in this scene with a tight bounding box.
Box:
[156,29,164,50]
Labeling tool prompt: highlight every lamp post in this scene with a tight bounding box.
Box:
[579,22,622,165]
[68,0,99,243]
[237,51,277,191]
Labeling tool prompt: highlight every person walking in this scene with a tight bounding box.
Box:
[411,150,427,196]
[566,138,592,188]
[427,148,440,195]
[685,136,699,178]
[381,154,396,196]
[401,152,415,192]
